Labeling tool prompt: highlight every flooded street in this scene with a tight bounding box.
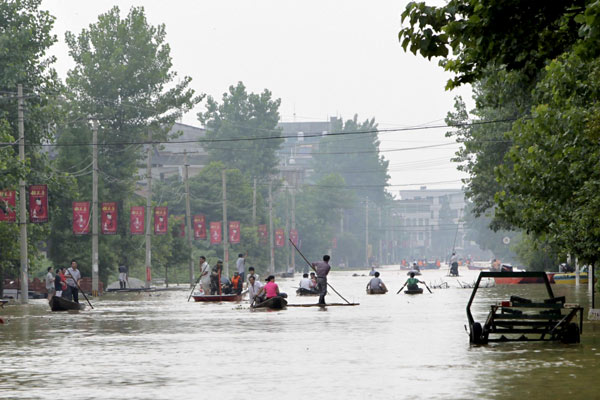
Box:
[1,266,599,400]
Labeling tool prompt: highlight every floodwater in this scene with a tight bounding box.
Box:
[1,266,598,400]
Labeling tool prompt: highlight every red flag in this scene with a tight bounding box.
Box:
[154,206,168,235]
[0,190,16,222]
[179,221,186,237]
[101,202,117,235]
[289,229,298,246]
[258,224,267,244]
[29,185,48,223]
[193,215,206,239]
[130,206,145,235]
[332,237,337,249]
[72,201,90,235]
[210,221,222,244]
[275,229,285,247]
[229,221,240,244]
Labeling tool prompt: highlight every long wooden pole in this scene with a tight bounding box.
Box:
[289,239,351,305]
[17,84,28,304]
[145,129,152,288]
[184,150,194,286]
[91,120,99,297]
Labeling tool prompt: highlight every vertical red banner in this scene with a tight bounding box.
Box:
[289,229,298,246]
[275,229,285,247]
[154,206,168,235]
[258,224,267,244]
[101,202,117,235]
[72,201,90,235]
[210,221,222,244]
[179,221,186,237]
[130,206,145,235]
[193,215,206,239]
[0,190,16,222]
[229,221,240,244]
[29,185,48,223]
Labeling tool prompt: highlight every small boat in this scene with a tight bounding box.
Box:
[494,273,556,284]
[407,270,421,276]
[49,296,85,311]
[192,293,242,302]
[553,273,591,285]
[252,296,287,310]
[366,288,387,295]
[296,288,319,296]
[404,288,423,294]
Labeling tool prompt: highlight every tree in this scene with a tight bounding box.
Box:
[48,5,201,284]
[198,81,283,180]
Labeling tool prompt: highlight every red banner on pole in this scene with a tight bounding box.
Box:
[210,221,222,244]
[130,206,145,235]
[275,229,285,247]
[72,201,90,235]
[154,206,168,235]
[179,222,186,237]
[0,190,16,222]
[29,185,48,223]
[258,224,267,244]
[229,221,241,244]
[101,202,117,235]
[193,215,206,239]
[289,229,298,246]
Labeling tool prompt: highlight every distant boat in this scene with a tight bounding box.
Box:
[49,296,85,312]
[553,273,592,285]
[494,273,556,284]
[192,293,242,302]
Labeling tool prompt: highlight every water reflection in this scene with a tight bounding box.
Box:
[0,267,598,399]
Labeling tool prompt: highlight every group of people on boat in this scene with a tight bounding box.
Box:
[45,260,82,303]
[365,271,426,294]
[297,272,319,295]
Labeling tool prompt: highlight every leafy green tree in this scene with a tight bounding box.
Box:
[48,5,201,284]
[198,81,283,180]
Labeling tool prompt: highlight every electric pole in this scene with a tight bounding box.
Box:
[290,173,296,275]
[92,120,99,296]
[252,177,257,226]
[222,169,229,276]
[145,129,152,288]
[378,207,382,267]
[365,197,369,267]
[18,84,28,304]
[269,179,274,274]
[184,149,194,286]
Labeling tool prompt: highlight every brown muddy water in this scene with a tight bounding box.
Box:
[1,267,598,400]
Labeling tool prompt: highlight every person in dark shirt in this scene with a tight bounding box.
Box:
[311,255,331,305]
[118,263,128,289]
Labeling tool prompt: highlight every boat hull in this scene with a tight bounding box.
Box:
[296,288,319,296]
[49,296,85,311]
[494,273,555,284]
[366,288,387,295]
[192,294,242,302]
[252,296,287,310]
[553,273,591,284]
[404,288,423,294]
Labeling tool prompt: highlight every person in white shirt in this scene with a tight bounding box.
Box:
[247,275,263,305]
[45,267,55,302]
[299,273,312,290]
[236,253,246,283]
[199,256,211,294]
[65,259,82,303]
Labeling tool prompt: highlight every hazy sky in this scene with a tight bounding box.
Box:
[42,0,473,194]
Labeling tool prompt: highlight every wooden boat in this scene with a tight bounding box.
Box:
[192,293,242,302]
[286,302,359,307]
[494,273,555,284]
[49,296,85,311]
[404,288,423,294]
[406,270,421,276]
[553,273,592,284]
[296,288,319,296]
[366,288,387,295]
[252,296,287,310]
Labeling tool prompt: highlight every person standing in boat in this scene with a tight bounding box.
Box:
[199,256,211,295]
[248,275,263,304]
[45,267,55,302]
[231,272,243,294]
[404,272,424,291]
[65,260,82,303]
[312,255,331,305]
[211,260,223,295]
[367,272,387,294]
[369,267,377,276]
[236,253,246,285]
[54,268,64,297]
[450,252,459,276]
[118,263,128,289]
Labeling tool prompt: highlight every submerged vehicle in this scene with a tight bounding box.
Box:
[466,272,583,344]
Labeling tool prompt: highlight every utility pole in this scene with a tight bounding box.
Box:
[17,84,28,304]
[222,169,229,276]
[269,179,274,274]
[365,197,369,267]
[145,129,152,288]
[378,207,382,267]
[92,120,99,296]
[184,150,194,286]
[290,173,296,274]
[252,177,257,226]
[285,187,290,273]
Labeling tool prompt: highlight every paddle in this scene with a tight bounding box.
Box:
[396,282,407,294]
[187,275,202,302]
[423,281,433,294]
[289,239,351,305]
[66,271,93,309]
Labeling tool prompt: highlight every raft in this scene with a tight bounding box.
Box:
[407,270,422,276]
[49,296,85,311]
[404,288,424,295]
[252,296,287,310]
[366,288,387,295]
[296,288,319,296]
[192,293,242,302]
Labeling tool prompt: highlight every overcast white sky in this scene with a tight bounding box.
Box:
[42,0,473,193]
